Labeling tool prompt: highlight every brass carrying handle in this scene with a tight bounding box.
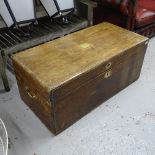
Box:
[25,87,36,99]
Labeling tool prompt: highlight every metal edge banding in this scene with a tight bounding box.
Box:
[50,91,59,135]
[130,43,148,83]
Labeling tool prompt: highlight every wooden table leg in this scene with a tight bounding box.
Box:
[0,50,10,92]
[79,0,97,26]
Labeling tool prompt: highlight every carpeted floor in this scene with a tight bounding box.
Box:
[0,37,155,155]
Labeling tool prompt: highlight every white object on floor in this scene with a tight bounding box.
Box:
[0,0,36,27]
[0,0,14,27]
[40,0,74,17]
[0,5,46,29]
[0,37,155,155]
[0,119,8,155]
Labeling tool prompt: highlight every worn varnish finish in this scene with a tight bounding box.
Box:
[12,23,148,135]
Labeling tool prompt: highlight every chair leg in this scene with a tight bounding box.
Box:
[0,50,10,92]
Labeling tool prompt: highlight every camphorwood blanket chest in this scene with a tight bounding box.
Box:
[12,23,148,135]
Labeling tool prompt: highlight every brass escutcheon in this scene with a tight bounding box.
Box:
[104,70,112,79]
[106,62,112,69]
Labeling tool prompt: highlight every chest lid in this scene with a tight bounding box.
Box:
[13,22,148,101]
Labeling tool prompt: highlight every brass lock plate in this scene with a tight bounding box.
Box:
[106,62,112,70]
[104,70,112,79]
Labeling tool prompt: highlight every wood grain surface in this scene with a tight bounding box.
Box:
[12,22,148,94]
[12,22,149,134]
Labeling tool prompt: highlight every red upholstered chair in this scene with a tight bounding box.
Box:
[93,0,155,37]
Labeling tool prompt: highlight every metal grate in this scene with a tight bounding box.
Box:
[0,16,88,52]
[0,16,88,70]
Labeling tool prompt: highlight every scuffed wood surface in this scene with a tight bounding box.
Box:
[12,22,149,134]
[13,22,148,93]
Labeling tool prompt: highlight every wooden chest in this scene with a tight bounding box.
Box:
[12,23,148,135]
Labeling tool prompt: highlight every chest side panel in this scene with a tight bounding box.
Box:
[12,60,56,134]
